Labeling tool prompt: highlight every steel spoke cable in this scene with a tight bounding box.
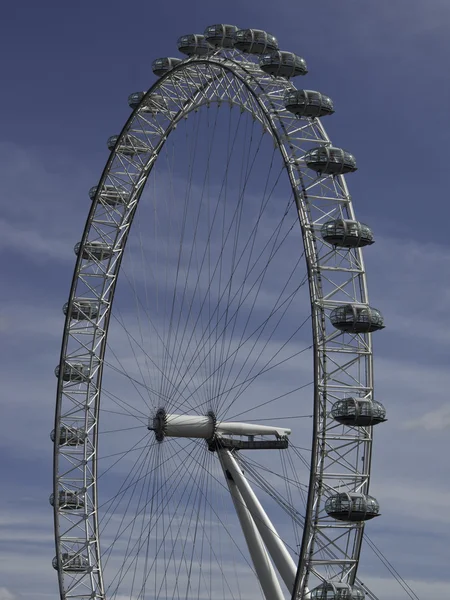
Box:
[169,439,257,574]
[170,207,305,412]
[96,442,151,463]
[155,440,209,600]
[238,415,313,422]
[112,262,199,411]
[241,453,309,493]
[210,104,243,414]
[114,440,207,600]
[100,385,149,421]
[160,101,203,406]
[216,270,310,418]
[211,129,277,415]
[105,439,207,596]
[363,534,421,600]
[169,247,306,414]
[213,316,313,420]
[98,438,155,532]
[101,441,156,574]
[209,132,287,408]
[170,175,293,411]
[103,314,157,410]
[98,425,146,435]
[209,103,256,413]
[97,438,173,519]
[100,438,200,543]
[134,434,160,600]
[240,455,338,567]
[162,102,225,412]
[127,219,157,412]
[103,334,188,406]
[155,323,313,422]
[167,110,262,410]
[112,438,158,600]
[280,450,302,551]
[173,437,300,573]
[104,310,157,412]
[99,407,148,420]
[167,122,270,407]
[108,307,198,413]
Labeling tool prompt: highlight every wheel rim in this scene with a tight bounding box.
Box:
[53,36,383,600]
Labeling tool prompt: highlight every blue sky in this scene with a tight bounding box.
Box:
[1,1,450,600]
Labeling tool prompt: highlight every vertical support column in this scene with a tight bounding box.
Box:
[218,452,285,600]
[219,449,297,594]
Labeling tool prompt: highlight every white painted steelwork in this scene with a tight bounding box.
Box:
[53,23,384,600]
[149,411,291,439]
[220,456,285,600]
[219,449,298,593]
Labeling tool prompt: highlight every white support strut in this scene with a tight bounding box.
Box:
[219,449,297,594]
[219,455,285,600]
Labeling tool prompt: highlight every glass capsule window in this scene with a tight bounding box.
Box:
[55,362,90,382]
[260,52,308,77]
[75,241,113,260]
[325,493,380,520]
[284,90,334,118]
[310,583,365,600]
[54,553,89,571]
[330,305,384,333]
[107,135,119,151]
[50,490,84,509]
[128,91,145,108]
[233,29,279,54]
[331,398,386,423]
[51,425,86,445]
[320,219,374,247]
[305,147,357,175]
[152,58,182,76]
[204,24,239,47]
[63,299,99,320]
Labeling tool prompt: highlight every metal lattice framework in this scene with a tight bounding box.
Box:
[53,30,384,600]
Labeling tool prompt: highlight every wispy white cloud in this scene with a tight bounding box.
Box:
[0,588,17,600]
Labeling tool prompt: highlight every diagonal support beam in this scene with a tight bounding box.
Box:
[219,449,298,594]
[218,454,285,600]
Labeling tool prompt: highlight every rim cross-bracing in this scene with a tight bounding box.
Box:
[52,25,387,600]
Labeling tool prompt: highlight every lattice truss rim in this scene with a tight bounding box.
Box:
[53,45,378,600]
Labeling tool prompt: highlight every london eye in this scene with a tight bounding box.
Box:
[52,24,386,600]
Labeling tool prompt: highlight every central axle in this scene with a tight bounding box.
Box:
[148,408,291,448]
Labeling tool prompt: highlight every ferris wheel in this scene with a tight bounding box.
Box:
[52,24,387,600]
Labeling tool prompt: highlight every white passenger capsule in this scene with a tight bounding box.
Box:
[233,29,278,54]
[177,34,210,56]
[325,492,380,522]
[305,146,357,175]
[74,241,113,261]
[330,304,384,333]
[49,490,84,510]
[284,90,334,118]
[152,57,182,76]
[204,24,239,48]
[331,398,387,426]
[90,184,128,206]
[259,51,307,77]
[107,134,148,156]
[53,553,89,572]
[50,425,86,446]
[63,299,99,320]
[55,362,90,382]
[309,582,366,600]
[321,219,374,248]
